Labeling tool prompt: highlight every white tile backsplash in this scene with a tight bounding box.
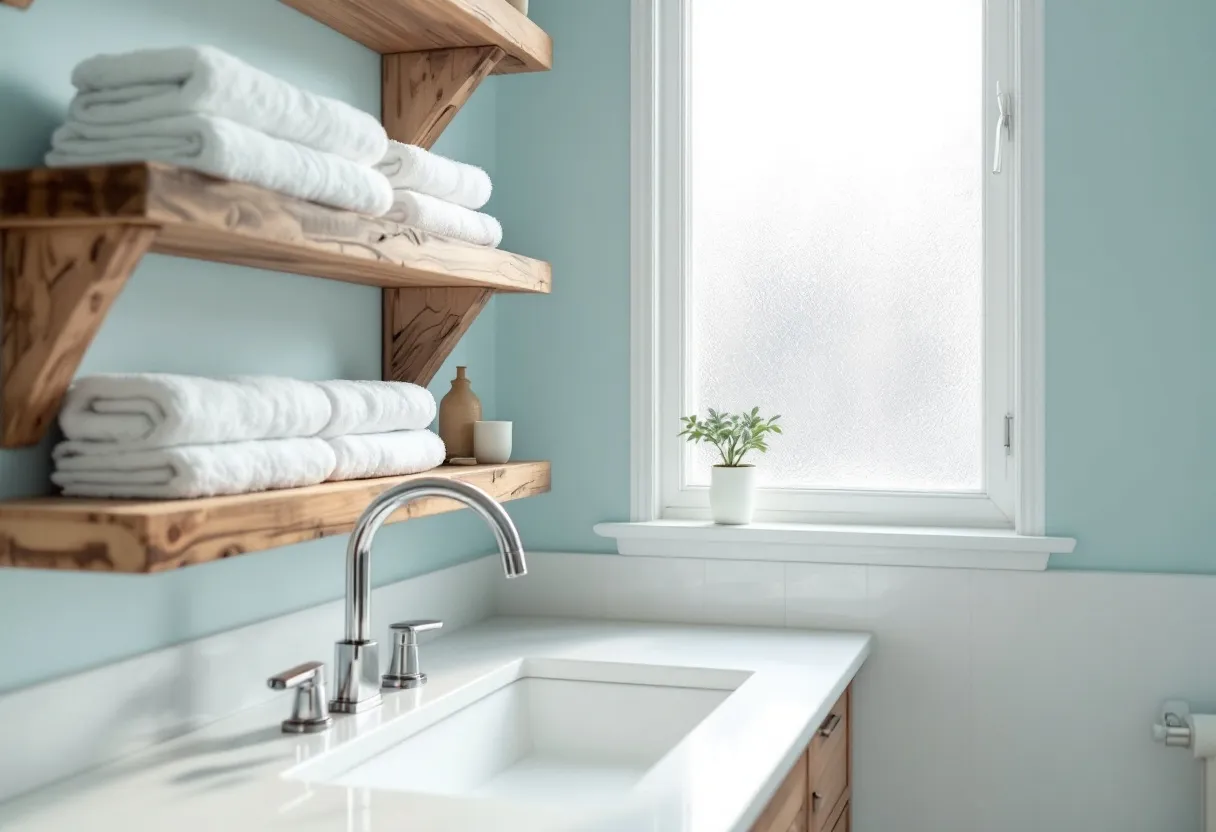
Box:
[703,560,786,627]
[0,555,501,804]
[784,563,869,629]
[498,552,1216,832]
[601,554,706,623]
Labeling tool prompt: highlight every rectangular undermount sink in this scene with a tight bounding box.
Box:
[288,658,749,804]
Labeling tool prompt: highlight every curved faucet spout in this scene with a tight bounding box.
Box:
[331,477,526,713]
[344,478,526,644]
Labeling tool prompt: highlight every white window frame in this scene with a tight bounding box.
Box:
[628,0,1048,535]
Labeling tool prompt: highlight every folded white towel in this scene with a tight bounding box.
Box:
[326,431,446,481]
[375,141,492,210]
[316,380,436,439]
[386,190,503,248]
[47,115,393,216]
[69,46,387,165]
[58,374,332,451]
[51,437,336,499]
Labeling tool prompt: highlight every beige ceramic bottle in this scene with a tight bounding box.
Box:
[438,366,482,459]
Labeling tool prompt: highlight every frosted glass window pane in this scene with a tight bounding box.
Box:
[688,0,984,492]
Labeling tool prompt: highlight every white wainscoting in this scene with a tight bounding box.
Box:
[0,556,501,804]
[498,552,1216,832]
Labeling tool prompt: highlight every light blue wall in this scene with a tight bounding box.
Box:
[496,0,631,554]
[0,0,502,693]
[495,1,1216,573]
[1043,0,1216,573]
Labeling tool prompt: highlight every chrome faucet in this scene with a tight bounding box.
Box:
[329,478,527,714]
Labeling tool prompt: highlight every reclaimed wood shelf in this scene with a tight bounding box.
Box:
[0,163,551,448]
[0,461,550,573]
[279,0,552,73]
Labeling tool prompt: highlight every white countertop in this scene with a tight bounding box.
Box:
[0,618,871,832]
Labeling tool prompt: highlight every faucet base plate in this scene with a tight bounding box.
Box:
[382,672,426,690]
[328,694,383,714]
[282,716,334,734]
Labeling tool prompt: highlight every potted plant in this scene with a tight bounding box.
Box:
[679,407,782,525]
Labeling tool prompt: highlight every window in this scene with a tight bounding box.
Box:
[632,0,1045,531]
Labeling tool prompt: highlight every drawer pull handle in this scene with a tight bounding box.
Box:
[818,713,842,738]
[812,791,823,811]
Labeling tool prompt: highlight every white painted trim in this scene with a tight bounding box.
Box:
[594,521,1074,571]
[630,0,1049,536]
[1013,0,1047,535]
[630,0,661,521]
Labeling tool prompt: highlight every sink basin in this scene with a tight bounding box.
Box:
[288,658,748,804]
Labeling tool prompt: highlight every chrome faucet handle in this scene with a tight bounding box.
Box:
[267,661,333,734]
[382,620,444,690]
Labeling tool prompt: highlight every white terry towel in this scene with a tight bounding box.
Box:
[387,190,503,248]
[375,141,492,210]
[51,437,337,499]
[47,115,394,216]
[315,380,436,439]
[68,46,387,165]
[326,431,446,481]
[58,374,332,451]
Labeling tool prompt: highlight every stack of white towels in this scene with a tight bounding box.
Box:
[51,374,447,500]
[45,45,502,248]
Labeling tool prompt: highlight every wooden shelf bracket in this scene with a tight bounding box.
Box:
[383,46,505,151]
[2,224,155,447]
[379,43,508,388]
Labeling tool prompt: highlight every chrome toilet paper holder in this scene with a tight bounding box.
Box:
[1153,699,1194,748]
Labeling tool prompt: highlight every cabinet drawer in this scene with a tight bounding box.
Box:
[809,689,850,832]
[828,801,850,832]
[749,751,808,832]
[809,689,848,778]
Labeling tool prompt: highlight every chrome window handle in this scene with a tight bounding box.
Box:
[993,81,1012,174]
[267,661,332,734]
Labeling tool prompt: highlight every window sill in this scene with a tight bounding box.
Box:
[592,521,1076,572]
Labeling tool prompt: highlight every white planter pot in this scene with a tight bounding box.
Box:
[709,465,757,525]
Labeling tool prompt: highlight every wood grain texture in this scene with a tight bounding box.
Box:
[279,0,551,72]
[383,46,503,149]
[750,751,808,832]
[0,164,551,293]
[1,225,154,447]
[828,803,849,832]
[0,461,550,573]
[383,287,492,387]
[0,0,34,9]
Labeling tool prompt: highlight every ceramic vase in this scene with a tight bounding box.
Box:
[709,465,757,525]
[438,366,482,459]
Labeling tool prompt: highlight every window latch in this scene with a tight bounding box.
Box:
[992,82,1012,174]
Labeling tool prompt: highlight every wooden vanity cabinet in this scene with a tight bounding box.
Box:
[749,685,851,832]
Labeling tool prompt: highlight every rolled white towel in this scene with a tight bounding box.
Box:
[47,115,394,216]
[68,45,387,165]
[386,190,503,248]
[58,374,332,451]
[52,437,337,499]
[326,431,446,481]
[375,141,492,210]
[315,380,436,439]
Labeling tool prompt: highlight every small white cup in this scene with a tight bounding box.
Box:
[474,421,513,464]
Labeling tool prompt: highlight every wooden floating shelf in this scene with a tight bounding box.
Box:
[0,461,550,573]
[279,0,552,73]
[0,163,550,293]
[0,163,551,447]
